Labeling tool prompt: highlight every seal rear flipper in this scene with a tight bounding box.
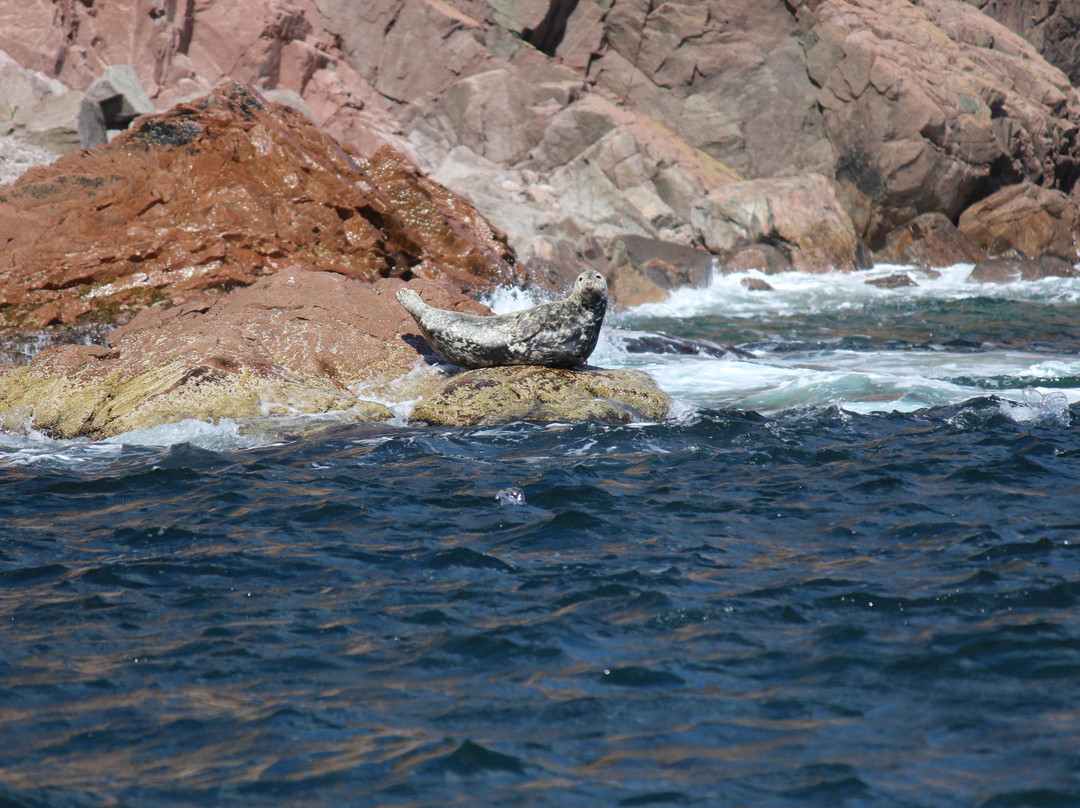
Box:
[396,288,427,319]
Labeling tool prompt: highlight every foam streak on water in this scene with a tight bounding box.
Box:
[2,264,1080,807]
[597,264,1080,420]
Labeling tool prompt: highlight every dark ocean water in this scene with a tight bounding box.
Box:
[3,267,1080,807]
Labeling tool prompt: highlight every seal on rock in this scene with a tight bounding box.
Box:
[396,270,608,369]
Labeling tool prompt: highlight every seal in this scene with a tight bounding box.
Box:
[396,270,608,369]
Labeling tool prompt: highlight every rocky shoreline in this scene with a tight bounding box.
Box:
[2,0,1080,436]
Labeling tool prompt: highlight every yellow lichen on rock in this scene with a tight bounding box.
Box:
[409,365,671,426]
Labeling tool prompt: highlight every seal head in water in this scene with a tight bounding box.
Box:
[396,270,607,369]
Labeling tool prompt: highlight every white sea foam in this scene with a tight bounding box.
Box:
[602,265,1080,417]
[104,418,264,450]
[482,285,546,314]
[622,264,1080,321]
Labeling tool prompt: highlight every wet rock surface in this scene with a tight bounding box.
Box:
[969,253,1080,283]
[0,264,672,437]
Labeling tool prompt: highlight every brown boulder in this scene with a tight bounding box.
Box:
[958,182,1079,261]
[0,82,527,333]
[691,173,864,273]
[876,212,988,267]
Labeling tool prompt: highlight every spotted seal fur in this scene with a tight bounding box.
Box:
[396,270,607,369]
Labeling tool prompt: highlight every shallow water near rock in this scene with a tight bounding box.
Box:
[3,265,1080,807]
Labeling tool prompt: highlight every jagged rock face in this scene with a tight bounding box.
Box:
[0,82,526,330]
[958,182,1080,260]
[804,0,1080,246]
[4,0,1080,272]
[331,0,1080,256]
[964,0,1080,87]
[547,0,834,180]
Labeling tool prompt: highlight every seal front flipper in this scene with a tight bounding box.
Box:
[504,308,546,344]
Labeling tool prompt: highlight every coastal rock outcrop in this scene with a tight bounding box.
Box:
[0,81,526,332]
[0,265,669,439]
[4,0,1080,287]
[958,182,1079,261]
[0,82,671,437]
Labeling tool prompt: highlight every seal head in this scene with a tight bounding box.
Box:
[396,270,607,369]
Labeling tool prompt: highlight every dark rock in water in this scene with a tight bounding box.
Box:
[0,81,529,334]
[969,254,1079,283]
[865,272,918,288]
[741,276,775,292]
[617,331,755,360]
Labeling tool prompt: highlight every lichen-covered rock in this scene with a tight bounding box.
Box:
[0,345,388,440]
[409,365,672,426]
